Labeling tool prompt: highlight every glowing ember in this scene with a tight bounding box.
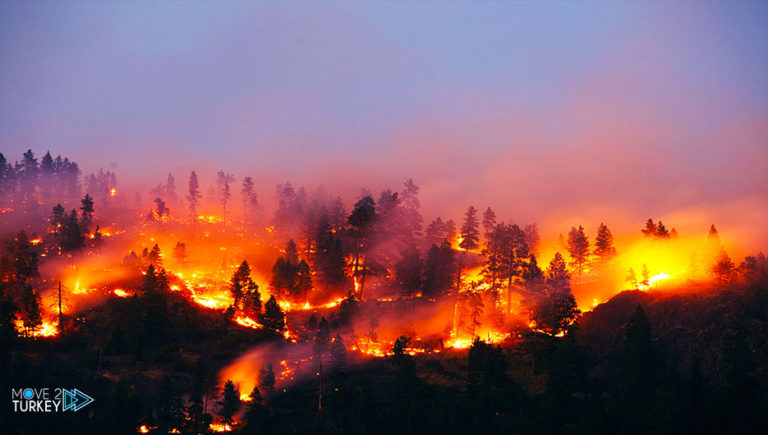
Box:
[198,215,223,223]
[110,188,117,197]
[209,422,234,432]
[29,238,42,245]
[114,289,131,297]
[235,316,263,329]
[138,425,150,434]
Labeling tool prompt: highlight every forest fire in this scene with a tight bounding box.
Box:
[113,288,131,297]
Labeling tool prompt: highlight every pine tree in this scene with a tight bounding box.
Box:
[330,334,347,371]
[313,317,331,357]
[656,221,670,238]
[165,173,177,204]
[260,295,285,332]
[422,241,456,299]
[566,225,590,279]
[60,210,85,253]
[218,379,240,426]
[641,264,651,288]
[625,267,639,289]
[19,285,42,337]
[348,196,376,298]
[259,364,276,397]
[242,386,265,434]
[594,223,617,264]
[459,206,480,251]
[230,261,252,309]
[241,176,256,231]
[313,215,347,290]
[80,194,94,231]
[173,242,188,267]
[546,252,570,295]
[148,243,162,267]
[642,218,657,237]
[216,171,235,218]
[524,223,541,256]
[481,207,496,242]
[400,179,423,238]
[187,171,201,218]
[712,249,735,284]
[457,205,480,292]
[395,245,423,299]
[242,280,262,319]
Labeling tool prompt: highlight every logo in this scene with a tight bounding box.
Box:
[11,388,94,413]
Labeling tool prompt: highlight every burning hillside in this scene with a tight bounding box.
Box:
[2,148,766,434]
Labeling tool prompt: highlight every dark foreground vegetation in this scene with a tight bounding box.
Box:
[3,273,767,435]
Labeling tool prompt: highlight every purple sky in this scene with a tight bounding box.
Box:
[1,2,767,243]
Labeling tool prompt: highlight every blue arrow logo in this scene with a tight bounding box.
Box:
[62,389,94,412]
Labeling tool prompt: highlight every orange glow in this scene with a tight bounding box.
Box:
[209,423,234,432]
[29,238,42,245]
[114,289,131,297]
[235,316,263,329]
[110,188,117,197]
[15,318,58,337]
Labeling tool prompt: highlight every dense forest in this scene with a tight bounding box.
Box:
[1,149,767,434]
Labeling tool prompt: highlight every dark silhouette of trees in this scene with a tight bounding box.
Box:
[424,217,456,246]
[531,252,580,335]
[218,379,240,426]
[241,176,257,230]
[259,363,276,398]
[481,207,497,243]
[18,284,42,337]
[457,205,480,291]
[153,197,169,220]
[242,386,266,434]
[395,245,422,299]
[260,295,285,332]
[271,239,311,301]
[348,196,377,299]
[313,215,347,291]
[566,225,590,279]
[642,218,657,237]
[594,223,616,265]
[484,223,529,312]
[422,241,456,299]
[60,210,85,253]
[187,171,201,218]
[80,194,94,231]
[400,179,423,239]
[712,249,735,284]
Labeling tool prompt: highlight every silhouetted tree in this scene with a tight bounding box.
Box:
[395,245,422,299]
[482,207,497,243]
[260,295,285,332]
[18,285,42,337]
[348,195,376,298]
[567,225,590,279]
[642,218,657,237]
[187,171,201,218]
[259,363,276,398]
[80,194,94,231]
[242,386,265,434]
[422,241,456,299]
[594,223,616,264]
[218,379,240,426]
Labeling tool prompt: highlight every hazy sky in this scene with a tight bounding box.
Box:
[1,2,766,239]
